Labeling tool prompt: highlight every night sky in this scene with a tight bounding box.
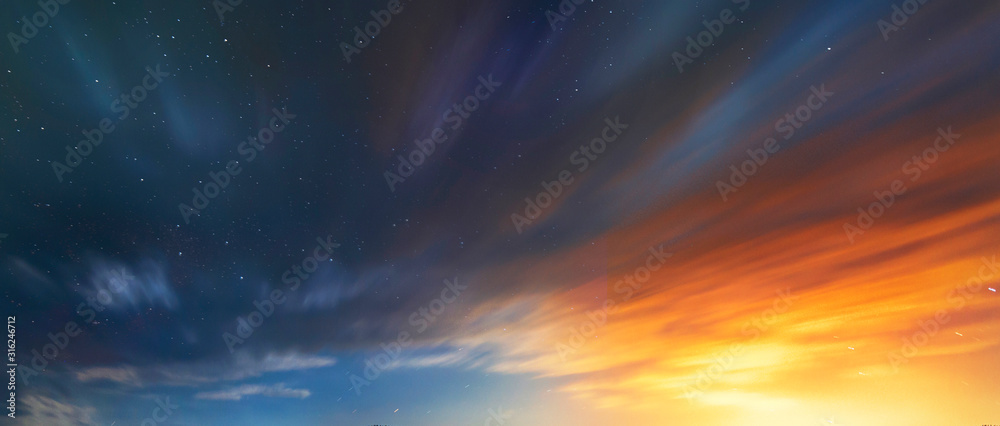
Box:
[2,0,1000,425]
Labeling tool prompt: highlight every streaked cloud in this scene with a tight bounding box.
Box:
[195,383,312,401]
[74,352,336,387]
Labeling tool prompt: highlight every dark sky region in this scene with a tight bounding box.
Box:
[1,0,999,425]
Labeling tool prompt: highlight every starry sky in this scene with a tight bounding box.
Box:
[2,0,1000,425]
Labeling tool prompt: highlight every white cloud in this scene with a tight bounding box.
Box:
[74,365,142,386]
[251,352,337,373]
[21,395,97,426]
[390,349,483,370]
[74,352,336,387]
[194,383,311,401]
[85,258,179,311]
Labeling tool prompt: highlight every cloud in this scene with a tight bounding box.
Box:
[74,365,142,386]
[386,347,490,371]
[20,395,97,426]
[84,258,179,311]
[6,257,57,297]
[74,352,336,387]
[194,383,311,401]
[249,352,337,373]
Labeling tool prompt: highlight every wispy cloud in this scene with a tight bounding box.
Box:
[74,352,336,387]
[195,383,311,401]
[21,395,97,426]
[74,365,142,387]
